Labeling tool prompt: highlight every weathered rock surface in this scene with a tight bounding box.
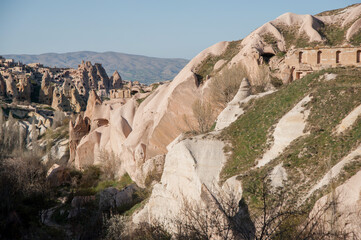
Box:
[309,170,361,239]
[111,71,123,89]
[5,75,18,99]
[42,139,69,165]
[39,71,53,105]
[335,103,361,135]
[72,41,229,184]
[69,115,90,164]
[133,133,233,231]
[0,74,6,97]
[215,78,251,130]
[99,187,119,211]
[305,142,361,200]
[46,165,71,187]
[99,184,139,211]
[215,87,274,131]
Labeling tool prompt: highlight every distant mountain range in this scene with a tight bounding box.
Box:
[2,51,189,84]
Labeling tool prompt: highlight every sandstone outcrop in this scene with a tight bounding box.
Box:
[72,41,230,185]
[0,74,6,97]
[77,61,110,92]
[17,77,32,102]
[69,114,90,164]
[215,80,274,131]
[51,82,85,112]
[111,71,122,89]
[309,170,361,239]
[52,87,70,112]
[84,90,102,122]
[69,88,86,113]
[133,133,239,232]
[5,75,18,99]
[39,71,53,105]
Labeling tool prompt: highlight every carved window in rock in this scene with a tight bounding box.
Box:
[298,52,303,63]
[357,50,361,63]
[317,51,322,64]
[336,51,341,64]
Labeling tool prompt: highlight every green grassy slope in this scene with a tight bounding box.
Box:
[221,67,361,207]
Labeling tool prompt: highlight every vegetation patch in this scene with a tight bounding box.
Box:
[317,23,347,46]
[316,4,360,16]
[194,40,242,83]
[222,67,361,214]
[350,29,361,46]
[275,24,318,49]
[220,69,320,180]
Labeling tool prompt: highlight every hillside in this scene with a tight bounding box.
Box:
[2,51,189,84]
[2,3,361,239]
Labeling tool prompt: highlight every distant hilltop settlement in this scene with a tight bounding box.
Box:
[0,56,162,113]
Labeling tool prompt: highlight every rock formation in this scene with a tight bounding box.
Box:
[0,74,6,97]
[39,71,53,105]
[111,71,122,89]
[17,77,32,102]
[5,75,18,99]
[52,87,70,112]
[77,61,110,92]
[84,90,102,121]
[69,114,90,164]
[71,41,229,184]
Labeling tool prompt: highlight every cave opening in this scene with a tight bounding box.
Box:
[261,53,275,64]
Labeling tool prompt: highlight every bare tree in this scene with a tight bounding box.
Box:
[192,99,214,133]
[172,176,355,240]
[210,63,249,108]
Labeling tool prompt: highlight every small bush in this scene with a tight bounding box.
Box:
[80,165,102,188]
[271,76,283,88]
[103,214,126,240]
[276,51,286,57]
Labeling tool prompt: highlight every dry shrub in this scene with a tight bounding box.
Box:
[98,150,119,180]
[172,176,355,240]
[1,152,48,196]
[103,214,126,240]
[192,99,214,133]
[210,63,249,108]
[251,64,271,94]
[0,110,27,157]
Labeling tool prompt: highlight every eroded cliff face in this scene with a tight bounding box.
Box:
[69,4,361,236]
[70,41,230,187]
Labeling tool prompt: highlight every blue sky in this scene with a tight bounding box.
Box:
[0,0,360,59]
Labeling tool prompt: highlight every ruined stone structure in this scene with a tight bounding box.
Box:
[110,89,131,99]
[285,47,361,80]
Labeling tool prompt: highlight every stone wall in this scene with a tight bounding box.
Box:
[285,47,361,80]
